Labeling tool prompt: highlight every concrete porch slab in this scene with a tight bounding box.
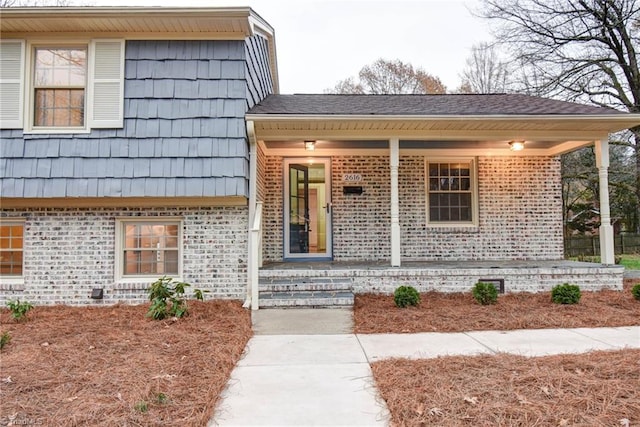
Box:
[252,308,354,335]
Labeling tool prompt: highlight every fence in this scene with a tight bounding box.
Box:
[565,233,640,257]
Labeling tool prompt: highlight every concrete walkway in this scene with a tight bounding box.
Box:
[210,310,639,426]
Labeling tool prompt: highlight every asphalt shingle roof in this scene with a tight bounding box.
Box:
[247,94,624,116]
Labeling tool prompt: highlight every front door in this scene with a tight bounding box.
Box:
[284,158,332,260]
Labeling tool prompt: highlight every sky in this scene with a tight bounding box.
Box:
[87,0,493,94]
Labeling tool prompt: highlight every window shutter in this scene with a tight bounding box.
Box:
[89,39,124,128]
[0,40,25,129]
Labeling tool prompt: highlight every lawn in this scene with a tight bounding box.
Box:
[0,301,251,427]
[620,253,640,270]
[355,279,640,334]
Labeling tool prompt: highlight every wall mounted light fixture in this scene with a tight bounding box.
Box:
[304,141,316,151]
[509,141,525,151]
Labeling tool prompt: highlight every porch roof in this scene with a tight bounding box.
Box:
[246,94,640,156]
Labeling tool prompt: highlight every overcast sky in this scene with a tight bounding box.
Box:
[88,0,492,94]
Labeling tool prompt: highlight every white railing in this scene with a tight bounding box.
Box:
[248,201,263,310]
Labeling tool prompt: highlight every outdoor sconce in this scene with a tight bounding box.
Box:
[90,288,104,299]
[304,141,316,151]
[509,141,525,151]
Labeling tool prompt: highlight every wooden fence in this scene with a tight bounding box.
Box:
[565,233,640,257]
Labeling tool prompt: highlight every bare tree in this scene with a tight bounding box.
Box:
[480,0,640,232]
[458,42,511,93]
[327,58,446,94]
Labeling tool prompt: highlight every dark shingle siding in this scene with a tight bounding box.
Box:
[1,40,256,199]
[247,94,624,116]
[245,35,273,109]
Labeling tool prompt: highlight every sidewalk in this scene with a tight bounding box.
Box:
[210,310,639,426]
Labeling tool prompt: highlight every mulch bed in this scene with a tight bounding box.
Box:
[372,349,640,426]
[355,279,640,333]
[0,300,251,427]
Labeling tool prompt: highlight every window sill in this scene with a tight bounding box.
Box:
[115,276,184,291]
[24,128,91,135]
[0,278,25,291]
[426,224,480,233]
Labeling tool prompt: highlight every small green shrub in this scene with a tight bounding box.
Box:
[472,282,498,305]
[0,331,11,351]
[6,299,34,322]
[154,392,169,404]
[551,283,581,304]
[134,401,148,413]
[393,286,420,308]
[631,283,640,301]
[147,276,206,320]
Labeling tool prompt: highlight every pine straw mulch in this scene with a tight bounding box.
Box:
[0,300,251,427]
[355,279,640,334]
[372,349,640,426]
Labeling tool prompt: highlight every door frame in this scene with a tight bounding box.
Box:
[283,157,332,261]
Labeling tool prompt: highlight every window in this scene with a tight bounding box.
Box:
[0,39,124,131]
[33,47,87,128]
[116,219,182,279]
[426,159,478,226]
[0,222,24,277]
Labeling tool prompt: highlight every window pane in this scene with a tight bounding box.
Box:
[35,89,85,127]
[0,224,23,276]
[34,48,86,86]
[427,161,474,223]
[122,222,180,276]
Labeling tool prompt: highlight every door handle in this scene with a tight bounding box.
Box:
[325,202,332,214]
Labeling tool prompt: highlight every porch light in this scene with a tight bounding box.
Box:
[509,141,525,151]
[305,141,316,151]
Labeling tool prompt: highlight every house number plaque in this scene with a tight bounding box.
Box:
[342,174,362,182]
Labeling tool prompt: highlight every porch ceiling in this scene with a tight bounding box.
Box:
[248,115,638,156]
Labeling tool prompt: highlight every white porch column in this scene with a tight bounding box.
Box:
[389,138,401,267]
[246,120,259,309]
[594,140,615,265]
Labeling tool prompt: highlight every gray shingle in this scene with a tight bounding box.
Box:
[0,139,24,157]
[247,94,627,116]
[154,80,175,98]
[221,60,244,79]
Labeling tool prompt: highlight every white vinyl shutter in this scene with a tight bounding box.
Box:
[89,39,124,128]
[0,40,25,129]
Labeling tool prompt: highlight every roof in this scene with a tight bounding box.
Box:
[0,6,279,93]
[246,94,640,156]
[247,94,624,116]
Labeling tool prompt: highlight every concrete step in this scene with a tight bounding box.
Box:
[258,290,355,308]
[259,277,353,293]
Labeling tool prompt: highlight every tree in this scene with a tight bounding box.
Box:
[457,42,511,93]
[327,58,446,94]
[480,0,640,233]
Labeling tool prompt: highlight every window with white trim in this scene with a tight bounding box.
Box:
[426,158,478,226]
[116,219,182,279]
[33,46,87,128]
[0,39,124,132]
[0,222,24,277]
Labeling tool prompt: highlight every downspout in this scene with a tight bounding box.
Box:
[245,120,258,308]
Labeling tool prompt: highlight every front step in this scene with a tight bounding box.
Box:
[258,277,354,308]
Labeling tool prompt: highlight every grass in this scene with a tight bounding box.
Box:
[0,300,251,426]
[620,253,640,270]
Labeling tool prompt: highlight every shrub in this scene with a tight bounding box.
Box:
[147,276,206,320]
[6,299,34,322]
[632,284,640,301]
[551,283,581,304]
[0,331,11,351]
[472,282,498,305]
[393,286,420,308]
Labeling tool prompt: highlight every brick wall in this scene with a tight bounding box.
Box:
[261,155,564,262]
[0,206,248,305]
